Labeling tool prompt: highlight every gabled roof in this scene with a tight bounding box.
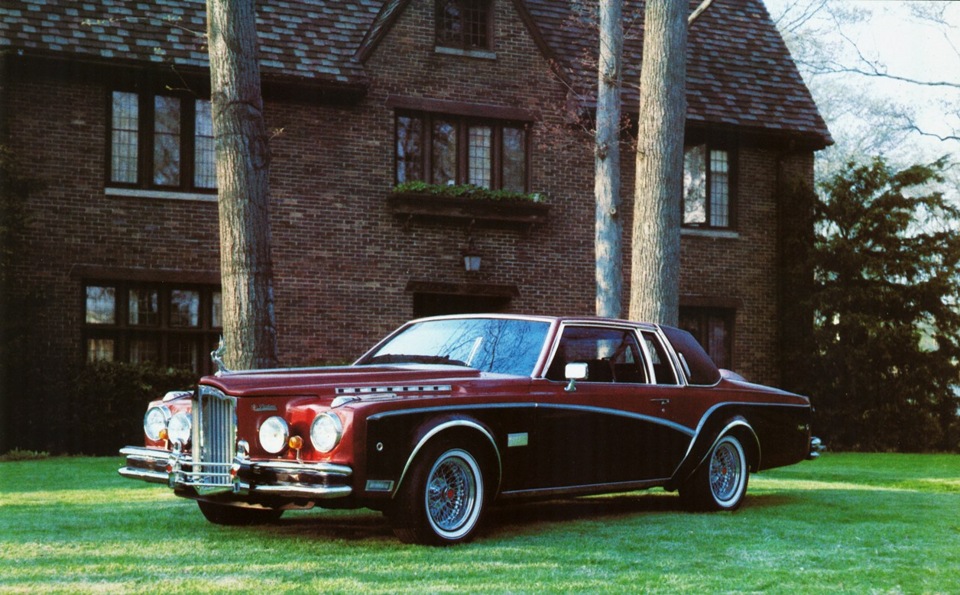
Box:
[525,0,831,147]
[0,0,831,147]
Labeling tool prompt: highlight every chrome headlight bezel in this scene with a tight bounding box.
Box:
[144,406,171,441]
[310,412,343,453]
[258,416,290,454]
[167,411,192,445]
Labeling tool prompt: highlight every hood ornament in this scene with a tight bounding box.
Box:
[210,337,233,376]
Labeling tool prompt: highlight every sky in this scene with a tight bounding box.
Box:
[763,0,960,166]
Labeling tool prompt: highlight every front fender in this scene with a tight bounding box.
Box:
[363,411,502,499]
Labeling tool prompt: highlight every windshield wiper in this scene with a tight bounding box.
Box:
[362,354,470,367]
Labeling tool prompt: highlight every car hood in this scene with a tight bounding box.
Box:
[199,364,485,399]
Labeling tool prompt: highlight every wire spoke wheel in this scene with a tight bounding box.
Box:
[392,443,487,545]
[680,433,749,512]
[709,440,743,504]
[426,452,478,534]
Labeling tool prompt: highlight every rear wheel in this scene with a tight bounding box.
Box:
[680,434,749,512]
[197,500,283,526]
[392,442,486,545]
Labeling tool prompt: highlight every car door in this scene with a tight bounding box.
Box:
[529,324,691,490]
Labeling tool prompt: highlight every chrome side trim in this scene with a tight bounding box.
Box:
[336,384,452,395]
[499,477,669,500]
[370,402,696,437]
[537,403,695,437]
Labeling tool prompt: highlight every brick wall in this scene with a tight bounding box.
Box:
[0,0,816,451]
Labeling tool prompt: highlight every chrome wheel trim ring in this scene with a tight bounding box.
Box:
[709,438,744,505]
[424,449,482,539]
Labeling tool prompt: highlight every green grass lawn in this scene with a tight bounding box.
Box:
[1,453,958,593]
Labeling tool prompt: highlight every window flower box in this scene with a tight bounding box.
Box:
[387,185,549,231]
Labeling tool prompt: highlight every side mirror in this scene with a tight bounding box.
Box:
[564,362,588,392]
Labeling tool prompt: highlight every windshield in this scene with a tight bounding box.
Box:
[358,318,551,376]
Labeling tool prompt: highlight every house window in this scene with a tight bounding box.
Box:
[679,307,734,370]
[436,0,492,50]
[109,91,217,192]
[83,282,222,374]
[396,112,528,192]
[683,145,733,229]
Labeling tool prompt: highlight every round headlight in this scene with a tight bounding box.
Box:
[310,412,343,453]
[259,416,289,454]
[167,411,192,445]
[144,406,171,441]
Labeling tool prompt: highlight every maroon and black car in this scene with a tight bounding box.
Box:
[120,314,820,545]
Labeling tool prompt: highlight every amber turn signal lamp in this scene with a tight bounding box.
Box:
[288,435,304,450]
[158,428,169,441]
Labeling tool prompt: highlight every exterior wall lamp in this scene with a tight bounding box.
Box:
[462,238,482,272]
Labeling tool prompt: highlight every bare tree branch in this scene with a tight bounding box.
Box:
[688,0,714,25]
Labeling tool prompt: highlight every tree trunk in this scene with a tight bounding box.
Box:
[629,0,687,326]
[595,0,624,319]
[207,0,279,369]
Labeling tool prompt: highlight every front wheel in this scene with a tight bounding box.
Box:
[680,434,749,512]
[197,500,283,526]
[392,443,487,545]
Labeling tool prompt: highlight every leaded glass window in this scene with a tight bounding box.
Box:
[683,144,734,229]
[82,283,221,373]
[436,0,491,50]
[395,111,529,192]
[107,91,216,193]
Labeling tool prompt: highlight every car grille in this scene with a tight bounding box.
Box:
[189,385,237,491]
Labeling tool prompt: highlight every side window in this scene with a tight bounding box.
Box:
[641,331,679,385]
[546,327,648,384]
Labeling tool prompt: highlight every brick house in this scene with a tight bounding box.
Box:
[0,0,830,452]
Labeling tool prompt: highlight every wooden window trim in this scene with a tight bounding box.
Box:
[394,110,531,192]
[682,143,738,231]
[435,0,494,52]
[82,280,222,374]
[106,89,217,195]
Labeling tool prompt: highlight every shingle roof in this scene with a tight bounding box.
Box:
[524,0,832,147]
[0,0,381,85]
[0,0,830,146]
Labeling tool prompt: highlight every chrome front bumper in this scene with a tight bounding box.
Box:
[119,446,354,500]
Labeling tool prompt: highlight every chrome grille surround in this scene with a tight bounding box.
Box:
[181,385,237,494]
